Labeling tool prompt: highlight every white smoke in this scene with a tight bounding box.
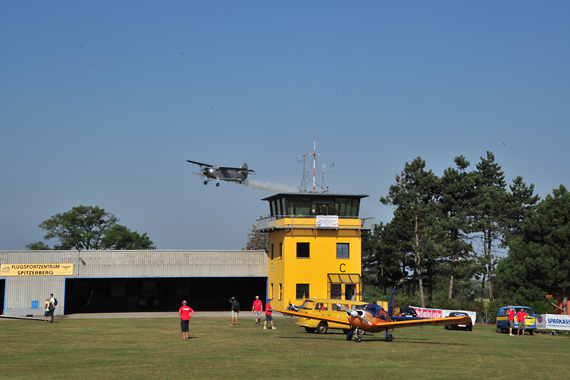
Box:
[243,179,295,194]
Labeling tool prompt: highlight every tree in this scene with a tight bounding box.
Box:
[25,241,51,250]
[244,216,269,251]
[361,223,403,295]
[503,176,540,244]
[380,157,440,307]
[498,185,570,315]
[473,152,507,301]
[27,205,155,250]
[100,225,156,250]
[437,156,477,299]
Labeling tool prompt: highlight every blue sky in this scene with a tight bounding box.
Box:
[1,1,569,251]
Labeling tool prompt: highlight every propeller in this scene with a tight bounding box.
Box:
[337,304,372,326]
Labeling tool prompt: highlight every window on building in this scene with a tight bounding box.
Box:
[279,284,282,301]
[279,243,283,259]
[270,283,274,300]
[336,243,349,259]
[270,244,274,260]
[331,284,342,299]
[296,284,310,300]
[297,242,310,258]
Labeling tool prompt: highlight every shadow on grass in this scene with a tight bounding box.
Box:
[279,335,468,345]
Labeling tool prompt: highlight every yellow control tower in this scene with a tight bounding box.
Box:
[256,193,374,309]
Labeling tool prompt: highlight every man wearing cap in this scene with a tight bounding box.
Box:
[252,296,263,325]
[507,306,516,336]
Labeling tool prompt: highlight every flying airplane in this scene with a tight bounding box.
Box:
[276,302,471,343]
[186,160,254,187]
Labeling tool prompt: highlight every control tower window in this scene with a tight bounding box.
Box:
[296,284,310,300]
[337,243,349,259]
[296,242,310,258]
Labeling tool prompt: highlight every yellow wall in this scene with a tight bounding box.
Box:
[266,218,362,310]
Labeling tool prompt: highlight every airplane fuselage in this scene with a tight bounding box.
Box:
[202,167,249,183]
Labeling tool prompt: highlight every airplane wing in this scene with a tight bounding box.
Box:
[187,160,214,168]
[277,308,472,331]
[275,308,352,327]
[377,315,472,330]
[218,166,255,173]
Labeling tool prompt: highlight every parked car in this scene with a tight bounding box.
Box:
[496,306,536,335]
[444,312,473,331]
[393,307,418,317]
[294,299,368,334]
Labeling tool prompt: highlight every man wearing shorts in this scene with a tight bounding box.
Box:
[516,309,527,336]
[178,300,194,341]
[508,306,516,336]
[252,296,263,325]
[229,297,240,326]
[263,299,276,330]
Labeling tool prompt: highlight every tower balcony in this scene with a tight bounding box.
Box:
[256,215,375,232]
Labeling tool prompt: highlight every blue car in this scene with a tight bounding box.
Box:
[496,306,537,335]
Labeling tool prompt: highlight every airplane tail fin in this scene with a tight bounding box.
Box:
[241,163,248,170]
[388,286,396,317]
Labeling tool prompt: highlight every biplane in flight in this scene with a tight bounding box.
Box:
[186,160,254,187]
[276,302,471,343]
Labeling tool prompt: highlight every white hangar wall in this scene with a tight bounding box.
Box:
[0,250,268,316]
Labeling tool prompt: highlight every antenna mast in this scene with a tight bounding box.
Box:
[298,134,330,193]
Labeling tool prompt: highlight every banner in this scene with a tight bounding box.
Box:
[536,314,570,331]
[316,215,338,228]
[411,306,443,319]
[1,264,74,276]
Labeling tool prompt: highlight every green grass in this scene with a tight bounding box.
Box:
[1,317,568,379]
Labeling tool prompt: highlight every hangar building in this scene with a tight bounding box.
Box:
[0,250,266,316]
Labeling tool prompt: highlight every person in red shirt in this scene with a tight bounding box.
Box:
[252,296,263,325]
[178,300,194,341]
[263,299,276,330]
[507,306,516,336]
[516,309,527,336]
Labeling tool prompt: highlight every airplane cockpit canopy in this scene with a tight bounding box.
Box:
[363,304,387,320]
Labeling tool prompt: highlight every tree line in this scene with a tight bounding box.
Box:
[364,151,569,316]
[27,205,156,250]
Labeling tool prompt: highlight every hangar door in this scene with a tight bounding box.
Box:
[64,277,266,314]
[0,279,4,314]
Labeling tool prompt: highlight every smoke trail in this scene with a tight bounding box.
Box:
[243,179,295,194]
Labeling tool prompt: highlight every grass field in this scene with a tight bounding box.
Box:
[1,316,568,379]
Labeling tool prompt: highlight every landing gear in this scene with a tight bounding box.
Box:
[204,181,208,185]
[352,327,362,343]
[385,332,394,342]
[346,329,353,341]
[216,182,220,187]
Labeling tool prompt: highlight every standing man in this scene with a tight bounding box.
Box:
[263,299,276,330]
[252,296,263,325]
[49,293,56,323]
[507,306,516,336]
[516,308,527,336]
[517,309,528,336]
[229,297,240,326]
[178,300,194,341]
